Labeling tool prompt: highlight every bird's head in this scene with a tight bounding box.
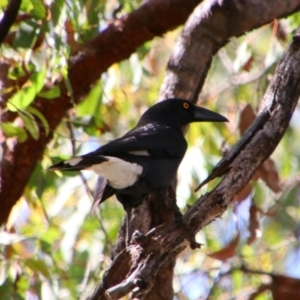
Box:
[137,98,228,128]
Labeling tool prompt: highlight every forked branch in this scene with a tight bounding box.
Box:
[89,28,300,300]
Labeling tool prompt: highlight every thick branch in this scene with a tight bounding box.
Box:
[159,0,300,102]
[69,0,204,102]
[129,0,300,298]
[91,27,300,300]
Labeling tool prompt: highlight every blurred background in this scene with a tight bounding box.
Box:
[1,0,300,299]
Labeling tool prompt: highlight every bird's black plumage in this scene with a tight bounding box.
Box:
[49,99,228,210]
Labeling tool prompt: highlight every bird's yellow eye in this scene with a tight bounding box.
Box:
[183,102,189,109]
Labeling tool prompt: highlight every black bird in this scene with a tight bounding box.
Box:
[49,99,227,239]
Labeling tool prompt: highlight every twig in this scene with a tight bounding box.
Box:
[65,118,114,251]
[105,264,143,299]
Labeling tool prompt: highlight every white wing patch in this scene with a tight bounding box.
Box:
[65,157,83,166]
[88,156,143,189]
[128,150,150,156]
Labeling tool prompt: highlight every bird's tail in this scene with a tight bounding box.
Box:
[48,155,108,172]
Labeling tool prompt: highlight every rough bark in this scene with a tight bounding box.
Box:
[127,0,300,298]
[160,0,300,102]
[89,27,300,300]
[112,188,178,300]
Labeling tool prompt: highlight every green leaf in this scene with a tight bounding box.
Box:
[39,240,52,254]
[1,123,28,142]
[40,226,61,245]
[0,0,8,10]
[7,89,32,112]
[7,68,46,111]
[275,208,297,231]
[0,260,8,286]
[8,64,26,80]
[38,86,61,99]
[50,0,64,26]
[24,258,50,278]
[13,20,38,48]
[20,0,34,13]
[70,250,89,283]
[232,270,243,291]
[27,106,50,136]
[81,0,104,41]
[15,276,30,297]
[29,0,46,18]
[76,83,102,116]
[19,111,39,140]
[278,182,300,207]
[30,67,46,92]
[20,0,45,18]
[63,75,73,97]
[0,279,15,300]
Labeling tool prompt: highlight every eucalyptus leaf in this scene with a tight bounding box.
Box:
[1,122,28,142]
[19,111,40,140]
[24,258,50,278]
[38,86,61,99]
[27,106,50,136]
[7,68,46,111]
[29,0,46,18]
[77,83,102,116]
[13,20,38,49]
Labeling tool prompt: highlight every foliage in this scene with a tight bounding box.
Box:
[1,0,300,299]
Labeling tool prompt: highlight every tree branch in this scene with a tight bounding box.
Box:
[159,0,300,102]
[89,25,300,300]
[126,0,300,298]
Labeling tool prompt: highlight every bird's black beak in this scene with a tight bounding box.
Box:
[194,106,228,123]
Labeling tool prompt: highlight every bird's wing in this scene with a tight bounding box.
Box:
[90,124,187,158]
[48,124,186,193]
